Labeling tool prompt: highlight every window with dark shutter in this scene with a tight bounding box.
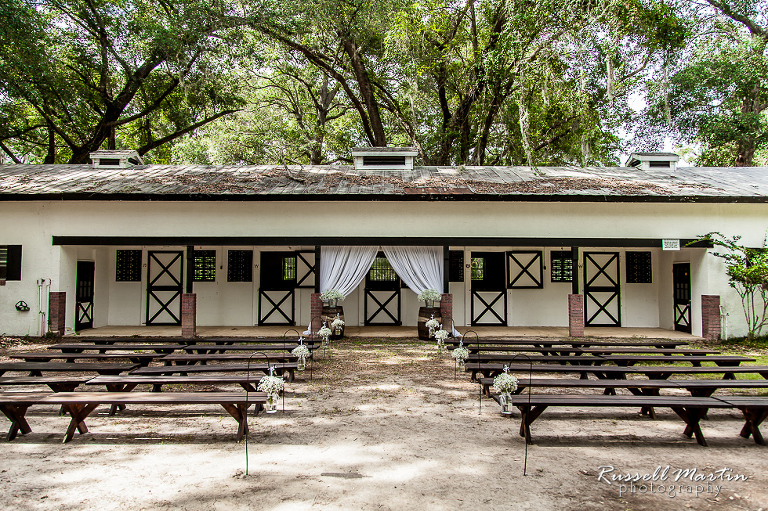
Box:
[116,250,142,281]
[228,250,253,282]
[193,250,216,282]
[626,251,652,283]
[550,250,573,283]
[0,245,22,281]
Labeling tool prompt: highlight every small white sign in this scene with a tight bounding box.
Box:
[662,239,680,251]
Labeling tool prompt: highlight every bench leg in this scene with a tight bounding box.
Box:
[671,406,708,446]
[61,403,99,443]
[517,405,548,445]
[220,403,249,442]
[738,407,768,445]
[1,404,32,441]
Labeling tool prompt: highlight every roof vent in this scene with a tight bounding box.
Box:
[351,147,417,171]
[626,152,680,171]
[89,150,144,169]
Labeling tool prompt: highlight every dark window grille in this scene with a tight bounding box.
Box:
[449,251,464,282]
[369,256,397,281]
[471,257,484,281]
[116,250,142,282]
[228,250,253,282]
[649,161,671,168]
[0,245,22,281]
[193,250,216,282]
[551,251,573,283]
[283,256,297,281]
[363,156,406,166]
[626,251,652,283]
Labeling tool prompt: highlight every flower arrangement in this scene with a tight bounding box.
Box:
[318,323,332,339]
[331,315,345,330]
[492,367,518,395]
[320,289,344,302]
[425,315,440,336]
[417,289,442,303]
[292,343,310,370]
[451,343,469,363]
[257,374,285,396]
[434,328,449,349]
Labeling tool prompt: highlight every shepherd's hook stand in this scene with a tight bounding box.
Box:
[244,350,270,477]
[512,353,533,477]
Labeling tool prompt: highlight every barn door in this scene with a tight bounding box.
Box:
[673,263,692,333]
[364,252,401,325]
[146,251,183,325]
[471,252,507,325]
[258,252,296,325]
[75,261,95,331]
[583,252,621,327]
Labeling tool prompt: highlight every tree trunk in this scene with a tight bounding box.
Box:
[342,39,387,147]
[43,125,56,164]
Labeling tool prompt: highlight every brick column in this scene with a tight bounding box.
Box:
[48,291,66,337]
[440,293,453,332]
[310,293,323,334]
[568,294,584,338]
[701,295,721,341]
[181,293,197,339]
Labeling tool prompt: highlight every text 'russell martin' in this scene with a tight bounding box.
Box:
[596,465,750,498]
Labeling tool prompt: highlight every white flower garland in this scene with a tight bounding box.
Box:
[257,374,285,395]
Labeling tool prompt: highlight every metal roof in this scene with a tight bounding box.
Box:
[1,163,767,202]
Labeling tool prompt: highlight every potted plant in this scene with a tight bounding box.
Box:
[417,289,442,308]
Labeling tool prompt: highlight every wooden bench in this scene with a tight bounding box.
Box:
[504,394,768,446]
[0,362,140,377]
[450,338,689,348]
[465,363,768,381]
[160,353,302,366]
[466,354,754,368]
[181,344,310,355]
[130,362,298,382]
[86,374,268,393]
[49,343,183,354]
[456,345,719,356]
[0,391,265,442]
[11,352,162,366]
[0,376,90,392]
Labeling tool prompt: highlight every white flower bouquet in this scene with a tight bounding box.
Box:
[417,289,442,303]
[425,316,440,336]
[257,374,285,395]
[320,289,344,302]
[291,344,310,358]
[434,329,449,342]
[451,345,469,362]
[331,316,345,330]
[492,369,518,395]
[318,325,332,340]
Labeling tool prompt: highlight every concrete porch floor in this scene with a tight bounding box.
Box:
[72,325,700,340]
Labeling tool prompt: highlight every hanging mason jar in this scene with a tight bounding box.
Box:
[266,393,279,413]
[500,392,513,415]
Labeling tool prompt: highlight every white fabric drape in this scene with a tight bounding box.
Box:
[319,245,378,297]
[381,246,443,295]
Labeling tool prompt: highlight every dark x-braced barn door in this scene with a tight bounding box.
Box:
[583,252,621,327]
[673,263,692,333]
[258,252,296,325]
[471,252,507,326]
[364,253,401,325]
[146,251,183,325]
[75,261,95,331]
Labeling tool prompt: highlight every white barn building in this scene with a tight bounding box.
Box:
[1,148,766,339]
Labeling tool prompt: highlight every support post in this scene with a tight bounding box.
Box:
[568,294,584,337]
[701,295,721,341]
[310,293,323,334]
[181,293,197,338]
[186,245,194,294]
[440,293,453,333]
[48,291,66,337]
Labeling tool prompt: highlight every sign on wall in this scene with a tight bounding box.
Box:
[662,239,680,251]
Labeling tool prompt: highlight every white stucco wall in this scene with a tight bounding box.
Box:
[1,199,765,336]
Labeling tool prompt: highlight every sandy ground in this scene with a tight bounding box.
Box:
[2,337,767,511]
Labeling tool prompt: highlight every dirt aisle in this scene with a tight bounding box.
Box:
[2,338,766,510]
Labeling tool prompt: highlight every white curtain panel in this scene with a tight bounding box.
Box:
[319,245,378,297]
[381,246,443,295]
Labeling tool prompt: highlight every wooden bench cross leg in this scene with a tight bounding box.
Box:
[738,407,768,445]
[670,406,709,446]
[104,384,139,415]
[221,403,249,442]
[516,404,548,445]
[0,404,33,441]
[61,403,99,443]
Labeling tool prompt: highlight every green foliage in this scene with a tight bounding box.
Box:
[699,232,768,339]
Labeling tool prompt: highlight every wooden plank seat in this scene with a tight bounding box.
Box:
[49,343,183,354]
[181,344,312,356]
[60,337,188,345]
[160,353,303,366]
[11,352,162,366]
[504,394,768,447]
[192,337,322,346]
[86,374,271,393]
[449,338,689,348]
[465,363,768,381]
[0,376,90,392]
[454,345,718,356]
[479,377,768,398]
[0,362,140,377]
[130,362,298,382]
[466,354,754,368]
[0,391,265,442]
